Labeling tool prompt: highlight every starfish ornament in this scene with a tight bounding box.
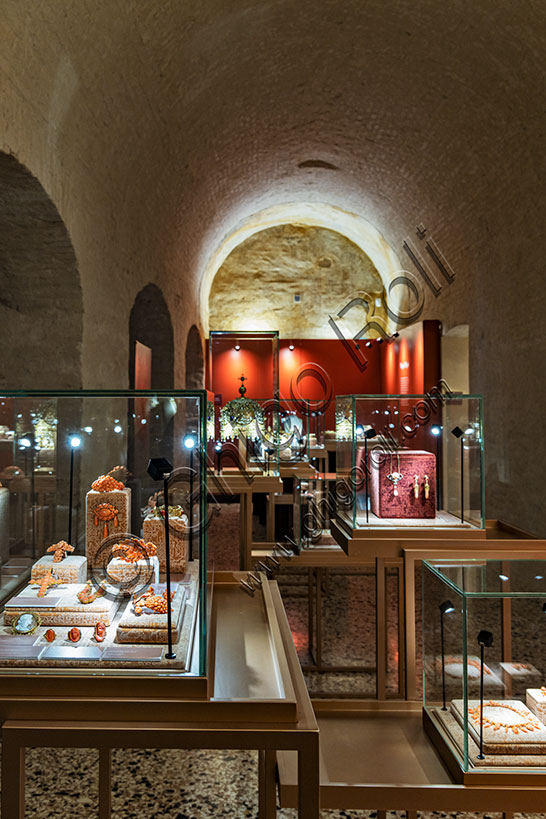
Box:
[29,568,64,597]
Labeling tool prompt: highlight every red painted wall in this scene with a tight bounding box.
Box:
[207,320,441,430]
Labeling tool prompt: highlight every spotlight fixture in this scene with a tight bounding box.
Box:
[19,437,31,448]
[377,338,384,344]
[431,425,442,436]
[288,343,295,351]
[183,434,197,450]
[147,457,176,659]
[364,427,378,439]
[69,435,81,449]
[214,441,222,452]
[477,629,494,647]
[114,425,122,434]
[365,341,372,348]
[393,332,400,338]
[439,600,455,614]
[234,344,240,351]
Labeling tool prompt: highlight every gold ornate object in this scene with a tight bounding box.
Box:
[11,612,41,635]
[28,568,64,597]
[424,474,430,499]
[77,580,106,605]
[92,474,125,492]
[413,475,419,499]
[387,452,403,496]
[46,540,74,563]
[93,502,119,538]
[468,701,542,734]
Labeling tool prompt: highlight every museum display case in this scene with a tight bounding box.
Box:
[423,557,546,778]
[0,389,208,678]
[335,393,484,533]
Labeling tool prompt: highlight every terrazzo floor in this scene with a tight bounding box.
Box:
[8,503,543,816]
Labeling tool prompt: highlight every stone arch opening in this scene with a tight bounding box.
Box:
[185,325,205,389]
[208,223,389,338]
[128,284,174,390]
[200,202,402,336]
[0,151,83,388]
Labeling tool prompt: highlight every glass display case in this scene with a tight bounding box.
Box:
[423,557,546,778]
[0,389,207,678]
[336,393,484,533]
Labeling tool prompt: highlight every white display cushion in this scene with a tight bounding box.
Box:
[31,555,87,585]
[86,487,131,567]
[500,661,540,677]
[3,583,117,627]
[441,654,502,686]
[451,698,546,754]
[142,515,188,572]
[106,555,159,590]
[116,583,187,643]
[526,688,546,723]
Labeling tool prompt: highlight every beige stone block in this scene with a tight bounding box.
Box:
[142,515,188,572]
[85,488,131,567]
[3,583,117,627]
[116,584,186,643]
[526,689,546,723]
[31,554,87,584]
[106,556,159,591]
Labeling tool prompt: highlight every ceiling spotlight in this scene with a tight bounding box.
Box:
[234,344,240,351]
[365,341,372,348]
[377,338,384,344]
[289,344,295,351]
[393,332,400,338]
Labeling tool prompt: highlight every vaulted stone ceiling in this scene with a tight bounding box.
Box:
[1,0,546,532]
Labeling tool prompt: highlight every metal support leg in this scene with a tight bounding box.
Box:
[316,568,323,670]
[298,736,320,818]
[376,557,386,699]
[2,732,25,819]
[98,747,112,819]
[258,749,277,819]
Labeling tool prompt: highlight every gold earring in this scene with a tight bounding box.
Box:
[413,474,419,499]
[424,474,430,499]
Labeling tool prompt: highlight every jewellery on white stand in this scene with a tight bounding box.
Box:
[387,453,403,496]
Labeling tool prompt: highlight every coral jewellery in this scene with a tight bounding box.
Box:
[77,580,107,604]
[94,502,119,538]
[92,474,125,492]
[468,701,542,734]
[68,627,81,643]
[112,539,157,564]
[47,540,74,562]
[133,586,174,615]
[28,568,64,597]
[94,622,106,642]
